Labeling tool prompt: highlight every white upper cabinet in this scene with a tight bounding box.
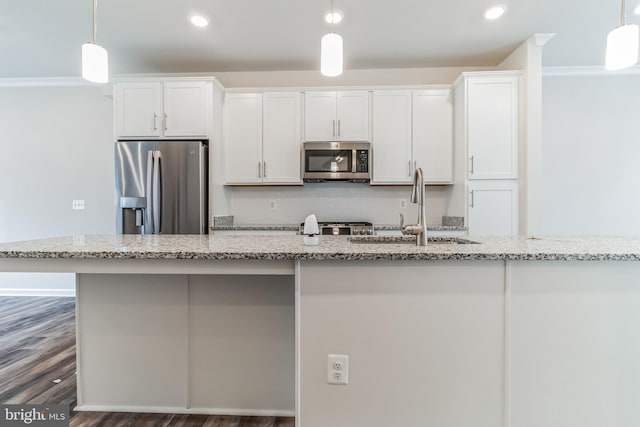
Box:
[460,73,520,179]
[304,91,370,141]
[262,92,302,184]
[162,81,209,138]
[371,90,413,184]
[114,83,163,138]
[114,80,211,139]
[413,89,453,184]
[224,93,263,184]
[224,92,302,185]
[371,89,453,185]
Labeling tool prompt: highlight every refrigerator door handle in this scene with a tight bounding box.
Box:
[145,150,154,234]
[152,150,162,234]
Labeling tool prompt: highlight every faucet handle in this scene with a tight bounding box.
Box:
[400,213,407,235]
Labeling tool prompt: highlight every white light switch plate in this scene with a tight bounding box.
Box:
[72,200,85,210]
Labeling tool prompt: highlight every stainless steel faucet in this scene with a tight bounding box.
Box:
[401,167,428,246]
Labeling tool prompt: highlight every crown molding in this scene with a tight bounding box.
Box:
[543,65,640,76]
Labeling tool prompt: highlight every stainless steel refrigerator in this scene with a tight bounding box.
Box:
[115,140,208,234]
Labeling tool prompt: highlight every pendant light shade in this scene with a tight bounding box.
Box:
[605,0,639,70]
[321,32,343,77]
[82,42,109,83]
[605,24,639,70]
[82,0,108,83]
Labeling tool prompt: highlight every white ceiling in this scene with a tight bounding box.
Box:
[1,0,638,78]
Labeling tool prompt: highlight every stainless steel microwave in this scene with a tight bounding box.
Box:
[303,142,371,182]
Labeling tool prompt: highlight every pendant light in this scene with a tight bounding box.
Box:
[605,0,639,70]
[82,0,109,83]
[321,0,343,77]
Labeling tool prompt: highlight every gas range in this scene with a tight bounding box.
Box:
[298,221,375,236]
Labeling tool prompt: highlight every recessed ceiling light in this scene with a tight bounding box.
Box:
[484,6,506,20]
[324,10,343,24]
[190,15,208,28]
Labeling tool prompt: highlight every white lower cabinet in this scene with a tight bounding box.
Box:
[467,181,518,236]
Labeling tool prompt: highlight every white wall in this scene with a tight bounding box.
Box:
[541,73,640,235]
[0,85,115,294]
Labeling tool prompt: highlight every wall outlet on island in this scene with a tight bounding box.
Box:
[400,199,407,209]
[269,200,277,210]
[327,354,349,385]
[72,200,85,210]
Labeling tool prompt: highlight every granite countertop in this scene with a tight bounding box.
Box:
[0,234,639,261]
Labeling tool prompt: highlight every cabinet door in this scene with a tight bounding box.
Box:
[371,91,412,184]
[163,81,209,138]
[304,91,337,141]
[336,91,370,141]
[467,77,518,179]
[224,94,263,184]
[468,181,518,236]
[114,83,163,138]
[262,92,302,184]
[413,89,453,184]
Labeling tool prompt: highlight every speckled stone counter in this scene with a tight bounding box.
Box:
[210,224,466,232]
[1,234,639,261]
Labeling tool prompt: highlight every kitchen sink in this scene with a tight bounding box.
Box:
[348,235,480,245]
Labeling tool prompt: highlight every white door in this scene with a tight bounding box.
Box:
[224,93,263,184]
[163,81,209,138]
[336,91,370,141]
[371,91,412,184]
[413,89,453,184]
[262,92,302,184]
[114,83,163,138]
[467,77,519,179]
[468,181,518,236]
[304,91,337,141]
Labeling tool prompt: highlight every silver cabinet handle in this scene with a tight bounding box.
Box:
[414,161,417,174]
[470,155,474,175]
[258,161,262,178]
[263,161,267,178]
[164,113,168,132]
[333,120,336,138]
[338,119,341,137]
[408,161,411,177]
[470,190,475,208]
[153,113,158,131]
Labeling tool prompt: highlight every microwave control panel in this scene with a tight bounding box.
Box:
[356,150,369,173]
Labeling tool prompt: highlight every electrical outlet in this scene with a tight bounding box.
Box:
[400,199,407,209]
[72,200,85,210]
[327,354,349,385]
[269,200,277,210]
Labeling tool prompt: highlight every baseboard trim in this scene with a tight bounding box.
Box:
[74,405,295,417]
[0,288,75,297]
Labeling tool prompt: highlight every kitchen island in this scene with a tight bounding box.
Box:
[1,234,639,427]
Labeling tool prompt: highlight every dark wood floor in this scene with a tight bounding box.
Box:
[0,296,295,427]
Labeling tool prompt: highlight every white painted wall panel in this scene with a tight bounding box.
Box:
[511,261,640,427]
[298,260,505,427]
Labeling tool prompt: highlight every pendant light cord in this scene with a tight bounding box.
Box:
[621,0,626,26]
[330,0,334,23]
[93,0,98,44]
